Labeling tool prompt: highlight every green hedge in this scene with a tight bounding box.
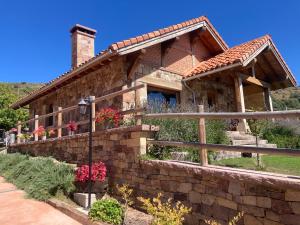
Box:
[0,153,75,200]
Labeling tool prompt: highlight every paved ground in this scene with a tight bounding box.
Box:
[0,177,82,225]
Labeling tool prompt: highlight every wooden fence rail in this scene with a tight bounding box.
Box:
[144,107,300,166]
[15,83,145,143]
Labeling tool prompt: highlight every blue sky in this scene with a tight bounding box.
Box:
[0,0,299,84]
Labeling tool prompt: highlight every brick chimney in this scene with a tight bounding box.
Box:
[70,24,97,68]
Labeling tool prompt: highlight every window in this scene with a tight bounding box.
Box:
[147,87,179,109]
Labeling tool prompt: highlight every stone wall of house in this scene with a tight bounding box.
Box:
[183,74,237,112]
[29,57,126,131]
[8,126,300,225]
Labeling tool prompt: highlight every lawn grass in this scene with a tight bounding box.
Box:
[211,155,300,176]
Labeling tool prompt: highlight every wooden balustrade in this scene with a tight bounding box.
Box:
[15,83,146,142]
[144,106,300,165]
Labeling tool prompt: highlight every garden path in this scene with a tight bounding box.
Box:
[0,177,82,225]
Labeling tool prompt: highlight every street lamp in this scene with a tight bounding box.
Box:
[78,97,93,209]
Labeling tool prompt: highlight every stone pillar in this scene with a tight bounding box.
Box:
[264,88,273,111]
[234,75,249,132]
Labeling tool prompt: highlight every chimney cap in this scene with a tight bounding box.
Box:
[70,24,97,36]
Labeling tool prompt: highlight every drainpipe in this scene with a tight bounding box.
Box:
[182,80,196,105]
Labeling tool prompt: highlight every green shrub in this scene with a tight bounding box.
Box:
[0,153,75,200]
[89,199,124,225]
[248,120,300,149]
[143,110,229,162]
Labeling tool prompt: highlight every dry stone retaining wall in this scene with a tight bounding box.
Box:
[8,126,300,225]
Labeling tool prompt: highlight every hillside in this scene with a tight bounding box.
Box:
[271,86,300,110]
[0,82,44,98]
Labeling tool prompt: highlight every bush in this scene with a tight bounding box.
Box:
[143,103,229,162]
[138,193,191,225]
[89,199,124,225]
[0,153,75,200]
[248,120,300,149]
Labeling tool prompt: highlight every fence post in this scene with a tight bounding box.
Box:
[198,105,208,166]
[34,115,39,141]
[17,121,21,144]
[57,107,62,138]
[135,81,146,126]
[90,96,96,132]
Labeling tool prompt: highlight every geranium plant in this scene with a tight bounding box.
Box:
[46,128,55,138]
[33,126,46,137]
[75,162,106,183]
[96,108,122,128]
[67,121,77,132]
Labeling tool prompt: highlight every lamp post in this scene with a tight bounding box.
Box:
[78,96,93,209]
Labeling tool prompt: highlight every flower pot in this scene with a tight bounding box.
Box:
[68,130,75,136]
[103,121,114,130]
[42,136,47,141]
[75,178,108,194]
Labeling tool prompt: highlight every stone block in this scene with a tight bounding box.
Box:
[257,197,271,209]
[189,191,202,204]
[263,219,283,225]
[240,196,257,206]
[193,183,205,193]
[216,197,237,210]
[272,199,293,214]
[228,181,241,195]
[280,214,300,225]
[266,210,280,222]
[178,183,192,193]
[201,194,215,206]
[286,190,300,202]
[290,202,300,215]
[244,215,263,225]
[73,193,96,208]
[239,205,265,217]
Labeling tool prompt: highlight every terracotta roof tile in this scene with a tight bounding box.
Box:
[108,16,228,52]
[185,35,271,77]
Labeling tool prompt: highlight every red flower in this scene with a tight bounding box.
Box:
[75,162,107,182]
[96,108,122,127]
[33,126,46,137]
[67,121,78,132]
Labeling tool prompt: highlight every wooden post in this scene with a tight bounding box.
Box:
[57,107,62,138]
[17,121,21,144]
[90,96,96,132]
[34,115,39,141]
[264,88,273,112]
[198,105,208,166]
[234,75,249,132]
[135,81,147,126]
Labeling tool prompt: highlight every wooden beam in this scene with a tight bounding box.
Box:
[127,49,146,80]
[239,73,271,88]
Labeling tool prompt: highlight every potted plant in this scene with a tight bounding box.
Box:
[33,126,47,140]
[9,128,17,144]
[95,108,122,129]
[75,162,107,193]
[67,121,77,136]
[46,128,55,139]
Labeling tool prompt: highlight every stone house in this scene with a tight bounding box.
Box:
[11,16,297,132]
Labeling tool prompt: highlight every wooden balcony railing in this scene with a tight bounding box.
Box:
[143,107,300,166]
[15,83,146,143]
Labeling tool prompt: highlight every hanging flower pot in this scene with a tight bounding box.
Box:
[67,121,77,135]
[95,108,122,130]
